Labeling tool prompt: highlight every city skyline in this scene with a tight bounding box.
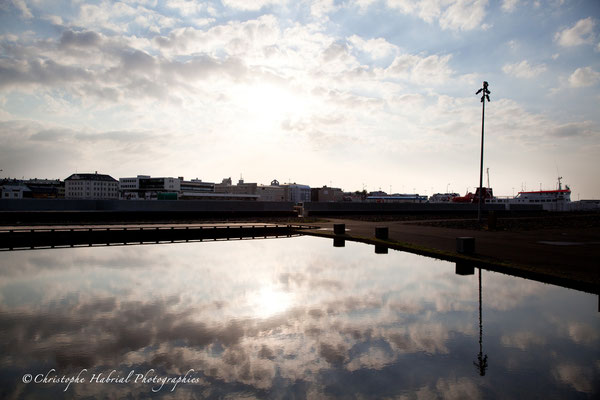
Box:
[1,1,599,199]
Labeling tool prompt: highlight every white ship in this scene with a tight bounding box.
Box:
[486,177,571,211]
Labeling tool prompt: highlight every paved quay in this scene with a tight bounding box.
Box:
[302,218,600,291]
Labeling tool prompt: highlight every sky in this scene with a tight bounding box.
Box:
[0,0,599,198]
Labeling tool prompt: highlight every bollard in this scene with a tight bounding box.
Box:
[455,261,475,275]
[375,226,389,240]
[456,237,475,254]
[333,224,345,235]
[375,245,388,254]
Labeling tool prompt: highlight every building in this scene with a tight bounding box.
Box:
[24,179,64,198]
[119,175,180,199]
[1,183,31,199]
[215,178,258,195]
[366,194,428,203]
[65,172,119,199]
[178,178,216,199]
[343,191,366,202]
[311,186,344,202]
[257,185,286,202]
[180,178,214,193]
[279,183,311,204]
[177,192,259,201]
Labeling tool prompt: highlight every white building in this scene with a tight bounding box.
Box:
[65,173,119,199]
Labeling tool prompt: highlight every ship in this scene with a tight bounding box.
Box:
[451,187,494,203]
[486,177,571,211]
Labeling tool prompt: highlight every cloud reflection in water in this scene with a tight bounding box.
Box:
[0,236,597,398]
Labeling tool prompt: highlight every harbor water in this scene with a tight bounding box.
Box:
[0,235,597,398]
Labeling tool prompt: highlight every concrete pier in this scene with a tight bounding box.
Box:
[0,223,317,250]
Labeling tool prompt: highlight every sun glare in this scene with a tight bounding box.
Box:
[250,286,293,318]
[236,82,309,130]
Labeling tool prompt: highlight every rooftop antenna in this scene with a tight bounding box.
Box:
[486,168,490,188]
[475,81,491,223]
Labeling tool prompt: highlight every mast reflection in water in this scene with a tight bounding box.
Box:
[0,235,597,398]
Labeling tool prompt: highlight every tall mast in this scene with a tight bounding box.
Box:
[475,81,491,223]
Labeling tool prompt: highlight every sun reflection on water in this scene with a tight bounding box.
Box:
[249,286,294,318]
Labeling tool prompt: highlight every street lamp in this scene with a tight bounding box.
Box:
[475,81,491,222]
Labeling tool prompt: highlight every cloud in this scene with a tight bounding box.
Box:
[351,0,378,12]
[221,0,283,11]
[59,30,102,48]
[165,0,209,16]
[501,0,519,12]
[567,322,599,345]
[439,0,489,31]
[568,66,600,88]
[552,364,595,393]
[386,0,489,31]
[384,53,454,84]
[311,0,340,19]
[10,0,33,19]
[501,331,546,350]
[348,34,397,59]
[502,60,547,79]
[0,58,93,90]
[153,14,281,57]
[319,342,349,365]
[42,14,64,26]
[548,121,597,138]
[72,2,177,34]
[0,119,175,179]
[555,17,596,47]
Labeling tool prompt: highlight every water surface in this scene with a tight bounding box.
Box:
[0,236,598,398]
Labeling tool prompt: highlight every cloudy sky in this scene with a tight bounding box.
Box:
[0,0,599,198]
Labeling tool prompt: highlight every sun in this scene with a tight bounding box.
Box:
[235,81,310,130]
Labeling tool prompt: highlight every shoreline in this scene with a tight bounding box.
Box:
[2,213,598,293]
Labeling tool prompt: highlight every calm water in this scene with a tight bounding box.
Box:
[0,235,598,399]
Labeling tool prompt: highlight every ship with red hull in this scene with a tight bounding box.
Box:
[452,178,572,211]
